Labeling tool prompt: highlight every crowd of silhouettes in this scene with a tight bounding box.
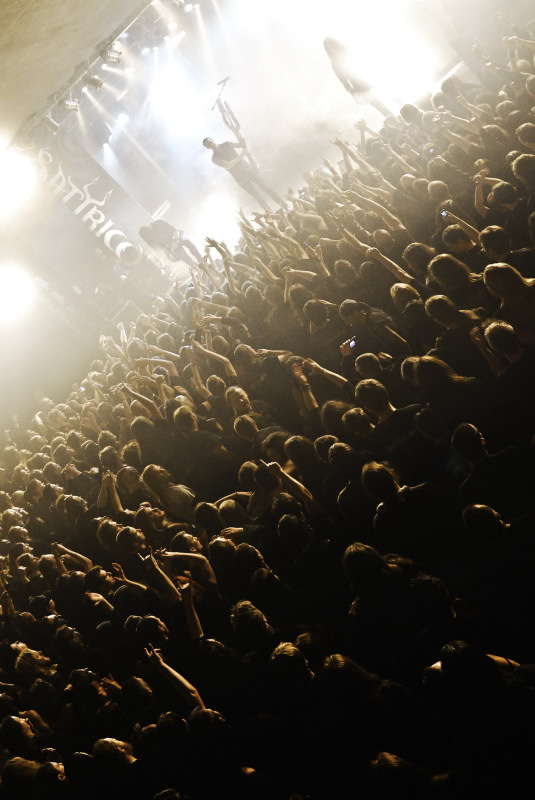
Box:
[2,15,535,800]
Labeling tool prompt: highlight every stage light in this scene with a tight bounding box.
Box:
[60,97,80,112]
[40,115,61,133]
[184,3,194,12]
[83,74,103,91]
[101,46,121,63]
[141,47,150,55]
[0,265,36,323]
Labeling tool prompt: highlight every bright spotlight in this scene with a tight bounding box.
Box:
[40,114,61,134]
[0,265,36,323]
[184,3,193,11]
[83,74,103,91]
[0,149,37,217]
[100,46,121,63]
[141,47,150,55]
[60,97,79,111]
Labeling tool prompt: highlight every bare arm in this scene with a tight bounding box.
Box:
[365,247,415,283]
[145,644,205,709]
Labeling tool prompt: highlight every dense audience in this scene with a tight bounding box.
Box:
[2,20,535,800]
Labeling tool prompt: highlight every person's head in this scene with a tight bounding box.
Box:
[373,229,394,252]
[1,755,65,797]
[390,282,421,311]
[206,374,227,398]
[442,225,474,254]
[342,406,374,439]
[141,464,171,496]
[169,530,203,554]
[96,518,120,553]
[136,615,169,648]
[194,501,222,536]
[225,386,252,415]
[202,137,216,150]
[116,466,142,496]
[354,379,391,417]
[361,461,400,503]
[479,225,510,260]
[414,355,459,393]
[462,503,506,544]
[427,180,450,203]
[269,642,313,690]
[399,173,416,194]
[283,435,316,469]
[516,122,535,151]
[512,153,535,190]
[402,242,436,279]
[173,405,198,435]
[303,299,329,327]
[484,320,521,359]
[233,414,258,441]
[339,299,368,326]
[424,294,461,327]
[428,254,473,294]
[487,180,518,210]
[527,73,535,100]
[342,542,388,596]
[399,104,423,125]
[252,464,279,494]
[334,259,357,284]
[116,525,146,557]
[92,737,135,770]
[135,502,166,534]
[483,262,530,302]
[319,400,354,437]
[230,599,271,646]
[314,434,338,464]
[355,353,382,380]
[451,422,486,462]
[131,415,156,446]
[98,446,122,472]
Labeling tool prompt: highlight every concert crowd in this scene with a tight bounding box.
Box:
[2,18,535,800]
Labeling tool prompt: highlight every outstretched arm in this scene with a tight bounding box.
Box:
[145,644,205,709]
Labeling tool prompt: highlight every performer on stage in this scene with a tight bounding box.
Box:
[139,219,202,268]
[202,137,285,211]
[323,37,395,118]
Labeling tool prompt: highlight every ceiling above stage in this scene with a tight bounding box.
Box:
[0,0,145,147]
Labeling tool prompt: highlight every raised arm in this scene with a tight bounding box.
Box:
[145,644,205,709]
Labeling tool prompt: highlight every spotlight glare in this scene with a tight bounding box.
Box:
[40,115,61,134]
[0,150,37,216]
[184,3,193,11]
[0,265,36,323]
[100,46,121,63]
[83,74,103,90]
[141,47,150,55]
